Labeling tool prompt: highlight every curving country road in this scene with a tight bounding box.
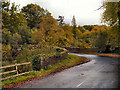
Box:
[15,53,119,88]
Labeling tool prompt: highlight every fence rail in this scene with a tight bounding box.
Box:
[0,62,31,81]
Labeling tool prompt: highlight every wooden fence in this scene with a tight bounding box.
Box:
[0,62,31,81]
[0,48,68,81]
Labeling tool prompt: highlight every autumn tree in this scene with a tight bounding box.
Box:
[90,26,108,52]
[31,17,66,46]
[83,25,94,31]
[61,24,74,46]
[78,25,86,33]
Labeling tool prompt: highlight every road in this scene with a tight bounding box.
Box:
[15,53,119,88]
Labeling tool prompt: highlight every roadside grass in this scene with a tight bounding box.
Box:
[84,52,120,58]
[2,54,88,88]
[76,51,120,58]
[94,53,120,58]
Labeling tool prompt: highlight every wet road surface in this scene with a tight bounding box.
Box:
[15,53,119,88]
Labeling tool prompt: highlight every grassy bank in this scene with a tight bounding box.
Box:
[81,52,120,58]
[84,53,120,58]
[2,54,88,88]
[93,53,120,58]
[72,51,120,58]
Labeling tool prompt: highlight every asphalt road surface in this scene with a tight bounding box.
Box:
[15,53,119,88]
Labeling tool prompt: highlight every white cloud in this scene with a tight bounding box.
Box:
[10,0,104,26]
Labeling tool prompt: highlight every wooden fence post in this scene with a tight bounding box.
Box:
[41,57,44,69]
[15,64,18,75]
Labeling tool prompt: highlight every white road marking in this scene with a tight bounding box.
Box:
[76,79,86,87]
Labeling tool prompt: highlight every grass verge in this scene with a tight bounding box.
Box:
[86,53,120,58]
[95,53,120,58]
[76,51,120,58]
[2,54,88,88]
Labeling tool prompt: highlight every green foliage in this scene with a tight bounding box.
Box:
[2,44,57,66]
[2,1,31,47]
[94,30,108,52]
[2,2,27,34]
[107,26,120,53]
[101,2,120,26]
[32,55,41,71]
[56,52,62,58]
[21,3,51,29]
[2,28,12,45]
[72,16,76,28]
[17,25,31,44]
[2,44,13,63]
[100,1,120,53]
[11,33,22,46]
[72,16,78,47]
[2,1,10,12]
[44,65,52,70]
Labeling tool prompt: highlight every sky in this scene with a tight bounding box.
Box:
[10,0,104,26]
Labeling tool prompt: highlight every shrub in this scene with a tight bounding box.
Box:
[44,65,52,70]
[56,52,62,58]
[56,48,64,52]
[32,55,41,71]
